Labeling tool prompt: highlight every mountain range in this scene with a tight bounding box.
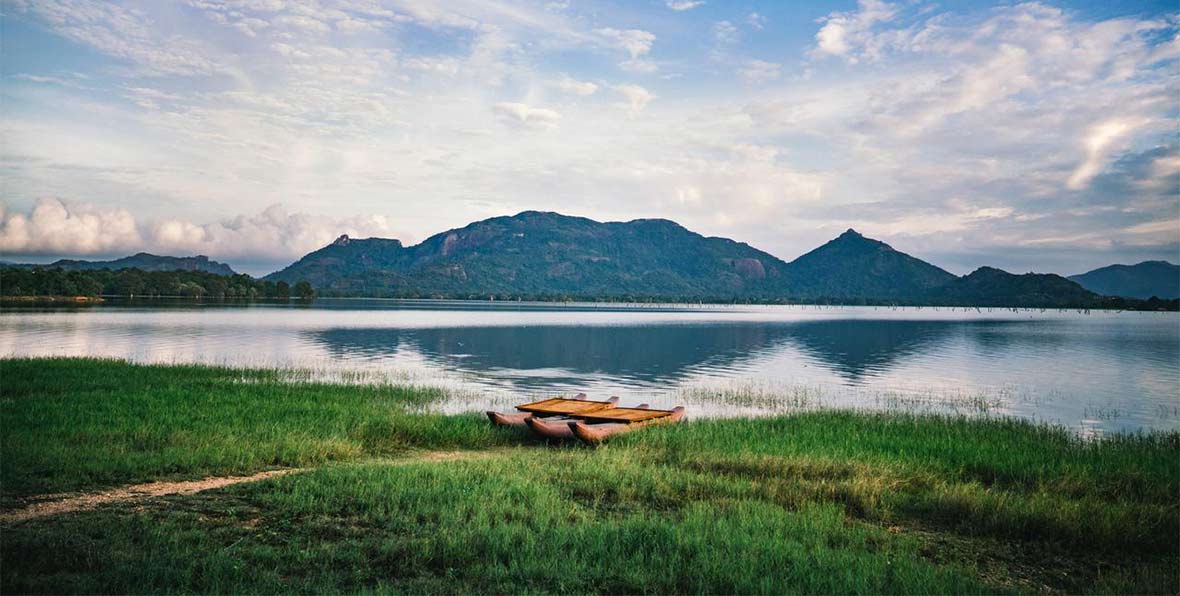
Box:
[7,253,237,276]
[260,211,1131,307]
[7,211,1176,307]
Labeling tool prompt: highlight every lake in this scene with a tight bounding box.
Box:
[2,299,1177,435]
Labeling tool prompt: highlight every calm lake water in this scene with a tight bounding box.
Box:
[2,299,1178,435]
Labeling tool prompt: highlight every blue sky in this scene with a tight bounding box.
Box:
[0,0,1177,275]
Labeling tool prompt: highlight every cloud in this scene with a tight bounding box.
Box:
[403,56,461,76]
[594,27,655,60]
[620,59,658,73]
[738,60,781,84]
[492,102,562,129]
[665,0,703,11]
[10,0,223,75]
[811,0,897,62]
[550,75,598,96]
[149,203,397,262]
[746,12,766,31]
[1068,117,1151,190]
[0,199,399,265]
[612,84,654,116]
[0,198,142,256]
[729,144,779,162]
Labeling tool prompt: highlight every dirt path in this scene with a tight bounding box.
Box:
[1,450,505,524]
[0,469,300,524]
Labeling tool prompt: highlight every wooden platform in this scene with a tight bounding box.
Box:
[515,397,615,415]
[575,407,676,424]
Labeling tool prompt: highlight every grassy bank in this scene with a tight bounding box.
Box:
[2,358,1178,593]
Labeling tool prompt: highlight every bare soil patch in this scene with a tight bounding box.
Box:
[1,449,508,524]
[0,469,300,523]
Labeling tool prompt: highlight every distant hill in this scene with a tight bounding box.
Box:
[781,229,956,301]
[925,267,1098,308]
[266,211,790,299]
[15,253,237,276]
[1068,261,1179,299]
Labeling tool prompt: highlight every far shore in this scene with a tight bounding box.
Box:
[2,293,1179,311]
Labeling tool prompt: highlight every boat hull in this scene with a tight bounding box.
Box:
[525,403,650,439]
[571,406,685,444]
[524,415,575,439]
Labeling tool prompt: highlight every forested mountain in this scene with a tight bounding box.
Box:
[925,267,1099,308]
[1068,261,1179,299]
[0,268,311,300]
[265,211,1162,307]
[266,211,791,300]
[780,229,956,301]
[9,253,237,275]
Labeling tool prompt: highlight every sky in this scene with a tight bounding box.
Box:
[0,0,1177,276]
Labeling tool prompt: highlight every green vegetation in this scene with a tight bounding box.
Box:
[266,212,795,301]
[0,267,313,300]
[1069,260,1180,300]
[2,358,1178,594]
[0,358,502,498]
[25,252,238,276]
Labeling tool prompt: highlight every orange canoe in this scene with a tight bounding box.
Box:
[569,406,686,444]
[486,394,618,427]
[526,403,649,440]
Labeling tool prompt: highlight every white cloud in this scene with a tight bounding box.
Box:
[665,0,703,11]
[738,60,781,84]
[0,198,142,256]
[594,27,656,60]
[620,59,658,73]
[149,203,397,262]
[275,14,330,33]
[746,12,766,31]
[729,144,779,162]
[0,199,399,264]
[612,84,654,116]
[11,0,223,75]
[712,21,739,48]
[492,102,562,129]
[811,0,897,62]
[403,56,461,76]
[550,75,598,96]
[1068,117,1151,190]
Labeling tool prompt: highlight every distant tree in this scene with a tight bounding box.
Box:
[294,281,315,301]
[175,281,206,298]
[205,277,228,299]
[275,281,290,300]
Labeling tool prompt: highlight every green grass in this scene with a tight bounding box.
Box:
[0,357,514,499]
[2,358,1178,594]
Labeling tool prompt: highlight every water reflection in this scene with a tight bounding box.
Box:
[309,320,1010,387]
[783,320,958,382]
[311,323,799,387]
[2,302,1177,433]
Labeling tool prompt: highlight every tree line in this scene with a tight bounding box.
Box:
[0,267,315,300]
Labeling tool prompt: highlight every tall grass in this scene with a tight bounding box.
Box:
[0,358,517,498]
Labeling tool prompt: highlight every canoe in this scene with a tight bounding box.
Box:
[569,406,686,444]
[486,394,618,427]
[526,404,649,440]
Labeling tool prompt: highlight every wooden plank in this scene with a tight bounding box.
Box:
[576,408,673,423]
[516,398,614,415]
